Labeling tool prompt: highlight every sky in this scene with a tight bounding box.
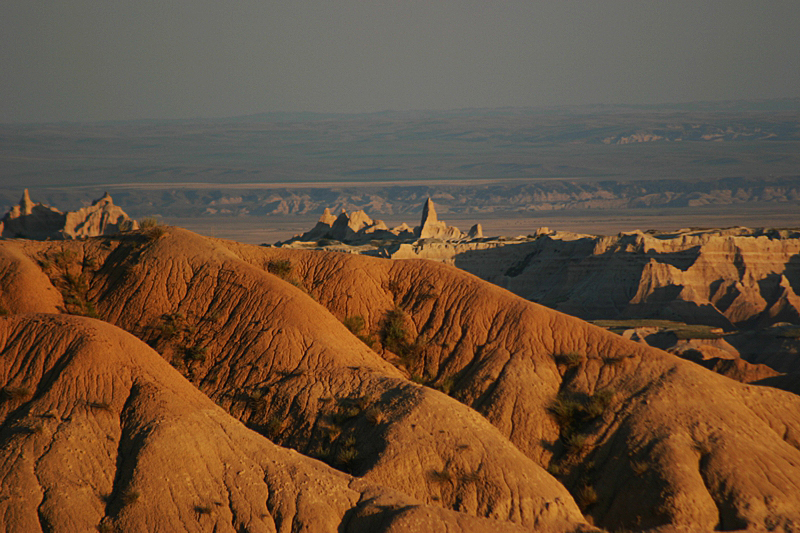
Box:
[1,1,799,123]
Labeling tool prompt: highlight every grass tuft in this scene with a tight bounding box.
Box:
[122,490,140,505]
[576,484,598,511]
[365,406,386,425]
[342,315,365,335]
[554,352,584,368]
[267,259,293,279]
[427,468,452,483]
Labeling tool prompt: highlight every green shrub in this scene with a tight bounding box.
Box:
[563,433,587,454]
[118,219,135,232]
[554,352,584,368]
[549,389,613,454]
[267,259,293,279]
[576,484,598,510]
[184,345,207,362]
[383,307,408,350]
[342,315,365,335]
[336,446,358,467]
[265,416,283,440]
[122,489,140,504]
[139,217,159,230]
[365,406,386,425]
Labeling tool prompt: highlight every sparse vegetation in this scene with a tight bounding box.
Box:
[427,467,452,483]
[118,219,135,232]
[122,489,140,505]
[267,259,293,279]
[335,445,359,467]
[342,315,365,335]
[1,386,31,401]
[776,327,800,339]
[435,376,456,395]
[381,307,426,371]
[365,406,386,425]
[602,355,627,365]
[576,484,598,511]
[631,460,648,475]
[563,433,587,454]
[382,307,408,352]
[194,504,214,515]
[549,388,614,455]
[585,388,615,418]
[265,415,284,440]
[139,217,159,230]
[554,352,584,368]
[184,345,207,362]
[459,470,480,483]
[591,319,724,340]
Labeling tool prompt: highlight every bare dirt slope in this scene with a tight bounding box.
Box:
[1,229,587,531]
[0,313,545,533]
[227,239,800,531]
[3,227,800,531]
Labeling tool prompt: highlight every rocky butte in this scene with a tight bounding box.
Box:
[0,189,137,240]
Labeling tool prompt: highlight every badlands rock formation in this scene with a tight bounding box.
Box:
[356,226,800,330]
[0,189,136,240]
[0,314,536,533]
[3,227,800,531]
[284,203,800,329]
[289,207,415,243]
[281,197,470,245]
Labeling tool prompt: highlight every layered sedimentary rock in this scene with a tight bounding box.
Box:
[281,198,470,244]
[382,227,800,329]
[4,228,800,530]
[414,198,464,240]
[0,190,137,240]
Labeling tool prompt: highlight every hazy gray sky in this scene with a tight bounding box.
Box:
[2,1,798,123]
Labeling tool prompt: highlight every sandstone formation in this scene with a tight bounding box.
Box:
[3,227,800,530]
[380,227,800,330]
[280,198,469,245]
[0,190,137,240]
[414,198,464,240]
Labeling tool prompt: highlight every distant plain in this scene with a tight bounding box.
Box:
[2,101,798,243]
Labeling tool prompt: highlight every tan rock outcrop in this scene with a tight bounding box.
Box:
[375,227,800,329]
[1,190,137,240]
[414,198,463,240]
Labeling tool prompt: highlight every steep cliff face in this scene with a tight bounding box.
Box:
[0,190,137,240]
[383,227,800,329]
